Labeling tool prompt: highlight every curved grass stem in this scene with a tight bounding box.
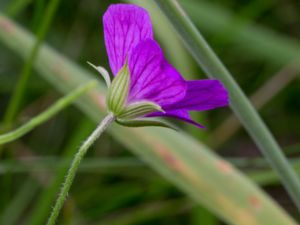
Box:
[2,0,61,130]
[0,81,97,145]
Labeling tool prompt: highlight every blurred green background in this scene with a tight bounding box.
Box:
[0,0,300,224]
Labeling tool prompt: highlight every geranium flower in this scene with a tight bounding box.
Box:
[98,3,229,128]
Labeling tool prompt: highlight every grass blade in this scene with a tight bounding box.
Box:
[2,0,61,131]
[181,0,300,66]
[213,59,300,146]
[154,0,300,211]
[0,81,96,144]
[0,13,297,225]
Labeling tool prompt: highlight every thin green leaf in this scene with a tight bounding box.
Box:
[2,0,61,131]
[0,81,96,145]
[154,0,300,212]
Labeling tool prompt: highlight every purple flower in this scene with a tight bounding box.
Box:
[103,4,229,128]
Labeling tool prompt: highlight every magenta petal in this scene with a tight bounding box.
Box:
[127,39,186,106]
[166,80,229,111]
[103,4,153,75]
[149,110,205,129]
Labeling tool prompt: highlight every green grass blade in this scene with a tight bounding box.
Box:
[2,0,61,131]
[154,0,300,211]
[209,0,275,49]
[0,81,96,144]
[213,60,300,147]
[31,0,46,31]
[93,199,186,225]
[0,13,298,225]
[0,157,144,174]
[181,0,300,66]
[2,156,300,188]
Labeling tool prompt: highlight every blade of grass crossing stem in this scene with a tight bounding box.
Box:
[0,13,298,225]
[2,0,61,133]
[27,118,94,225]
[154,0,300,211]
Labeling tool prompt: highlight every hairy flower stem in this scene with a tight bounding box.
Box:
[46,113,115,225]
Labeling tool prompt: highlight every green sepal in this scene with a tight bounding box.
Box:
[118,101,164,119]
[106,62,130,115]
[87,61,111,88]
[116,118,178,130]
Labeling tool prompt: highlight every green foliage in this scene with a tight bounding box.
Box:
[154,0,300,211]
[0,81,96,144]
[1,0,300,224]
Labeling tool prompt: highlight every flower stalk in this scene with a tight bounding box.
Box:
[46,113,115,225]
